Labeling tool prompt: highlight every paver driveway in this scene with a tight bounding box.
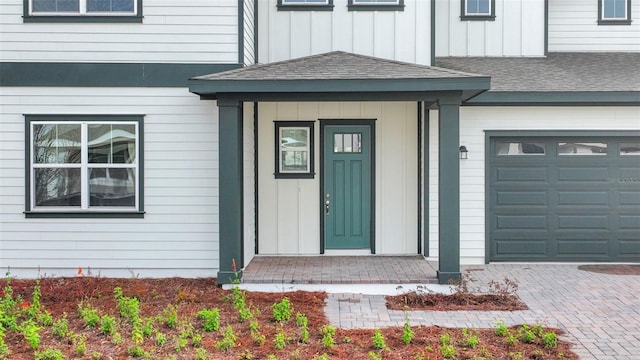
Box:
[325,264,640,360]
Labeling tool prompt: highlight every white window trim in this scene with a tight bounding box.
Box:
[279,126,311,174]
[602,0,628,20]
[29,0,137,16]
[281,0,329,5]
[352,0,400,4]
[465,0,491,16]
[30,120,140,212]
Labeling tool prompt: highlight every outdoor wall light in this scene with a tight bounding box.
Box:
[459,145,468,159]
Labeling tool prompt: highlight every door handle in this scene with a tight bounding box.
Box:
[325,193,330,215]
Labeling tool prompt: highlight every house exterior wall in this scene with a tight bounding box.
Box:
[257,0,432,65]
[548,0,640,52]
[435,0,545,57]
[0,87,222,278]
[0,0,239,63]
[243,0,256,65]
[257,102,418,255]
[428,106,640,265]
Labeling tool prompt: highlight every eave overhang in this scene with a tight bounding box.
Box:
[188,51,491,103]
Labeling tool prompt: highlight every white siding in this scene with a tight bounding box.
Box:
[243,102,256,267]
[428,106,640,265]
[0,87,222,278]
[435,0,545,57]
[258,102,418,255]
[244,0,256,65]
[0,0,239,63]
[548,0,640,52]
[257,0,431,65]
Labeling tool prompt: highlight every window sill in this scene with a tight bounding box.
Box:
[25,211,145,219]
[348,5,404,11]
[597,19,632,25]
[277,5,334,11]
[460,15,496,21]
[23,15,143,23]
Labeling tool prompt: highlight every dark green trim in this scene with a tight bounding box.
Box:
[319,119,376,255]
[417,102,422,255]
[277,0,334,11]
[436,94,462,284]
[273,121,315,179]
[254,0,259,64]
[460,0,496,21]
[23,0,143,23]
[544,0,548,55]
[253,102,259,254]
[347,0,404,11]
[431,0,436,66]
[238,0,244,65]
[465,91,640,105]
[192,78,490,94]
[24,114,144,216]
[217,100,244,285]
[598,0,632,25]
[1,63,242,87]
[25,211,145,218]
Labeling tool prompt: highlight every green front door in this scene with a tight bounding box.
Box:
[323,124,372,249]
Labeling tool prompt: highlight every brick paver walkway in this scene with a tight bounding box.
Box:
[243,256,438,284]
[325,264,640,360]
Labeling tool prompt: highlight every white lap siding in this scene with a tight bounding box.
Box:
[0,0,239,63]
[0,87,222,278]
[428,106,640,265]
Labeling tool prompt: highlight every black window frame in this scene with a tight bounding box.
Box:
[460,0,496,21]
[274,121,315,179]
[23,0,143,23]
[277,0,334,11]
[24,114,145,218]
[598,0,632,25]
[347,0,405,11]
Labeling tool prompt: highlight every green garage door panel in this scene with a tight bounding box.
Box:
[489,137,640,262]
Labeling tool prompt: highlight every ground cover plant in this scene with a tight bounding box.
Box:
[0,274,576,359]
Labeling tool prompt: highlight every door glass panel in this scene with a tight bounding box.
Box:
[620,142,640,155]
[334,133,363,153]
[558,142,607,155]
[495,142,545,155]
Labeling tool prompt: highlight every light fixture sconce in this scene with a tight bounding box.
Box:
[459,145,468,160]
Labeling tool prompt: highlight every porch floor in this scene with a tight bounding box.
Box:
[242,256,438,284]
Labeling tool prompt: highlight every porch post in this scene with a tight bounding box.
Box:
[217,98,244,284]
[437,93,462,284]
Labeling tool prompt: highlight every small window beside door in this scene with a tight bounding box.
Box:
[461,0,495,21]
[274,121,315,179]
[598,0,632,25]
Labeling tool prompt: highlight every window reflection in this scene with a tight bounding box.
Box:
[495,142,545,155]
[620,143,640,155]
[558,142,607,155]
[333,133,362,153]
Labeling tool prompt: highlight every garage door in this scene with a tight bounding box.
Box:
[488,135,640,262]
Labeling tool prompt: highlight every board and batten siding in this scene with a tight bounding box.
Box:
[427,106,640,265]
[435,0,545,57]
[0,87,225,278]
[258,102,418,255]
[257,0,431,65]
[548,0,640,52]
[0,0,239,63]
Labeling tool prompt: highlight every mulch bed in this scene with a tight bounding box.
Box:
[1,276,575,360]
[386,292,528,311]
[578,264,640,275]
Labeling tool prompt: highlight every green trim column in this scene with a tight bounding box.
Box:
[437,94,462,284]
[217,99,244,285]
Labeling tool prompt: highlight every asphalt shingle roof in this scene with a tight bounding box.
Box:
[193,51,484,81]
[436,52,640,92]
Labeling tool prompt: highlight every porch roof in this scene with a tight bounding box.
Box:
[189,51,490,102]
